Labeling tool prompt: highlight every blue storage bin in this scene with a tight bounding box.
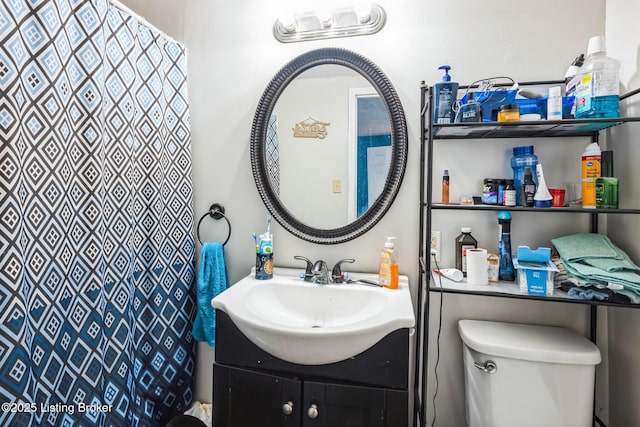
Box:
[460,90,518,122]
[513,96,575,120]
[514,98,545,119]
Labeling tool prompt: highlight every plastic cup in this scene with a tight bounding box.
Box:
[565,183,581,207]
[549,188,566,207]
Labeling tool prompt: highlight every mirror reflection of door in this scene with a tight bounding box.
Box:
[348,88,392,221]
[270,65,393,229]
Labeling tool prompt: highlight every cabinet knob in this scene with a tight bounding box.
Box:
[307,404,319,419]
[282,401,294,416]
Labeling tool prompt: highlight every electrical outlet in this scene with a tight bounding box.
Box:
[332,179,342,193]
[430,231,441,262]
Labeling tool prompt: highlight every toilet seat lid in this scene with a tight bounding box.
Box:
[458,320,601,365]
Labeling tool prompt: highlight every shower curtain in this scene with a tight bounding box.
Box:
[0,1,196,426]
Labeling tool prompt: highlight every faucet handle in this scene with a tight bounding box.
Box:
[294,256,314,281]
[331,258,355,283]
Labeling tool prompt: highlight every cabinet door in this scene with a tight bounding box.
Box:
[303,381,407,427]
[213,364,301,427]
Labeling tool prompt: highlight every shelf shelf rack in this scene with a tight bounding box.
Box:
[413,80,640,427]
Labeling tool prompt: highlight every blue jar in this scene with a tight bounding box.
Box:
[511,146,538,206]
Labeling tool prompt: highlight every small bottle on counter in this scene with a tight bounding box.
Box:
[498,104,520,122]
[442,169,450,204]
[503,179,516,206]
[547,86,563,120]
[455,228,477,277]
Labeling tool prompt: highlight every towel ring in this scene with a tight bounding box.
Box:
[197,203,231,246]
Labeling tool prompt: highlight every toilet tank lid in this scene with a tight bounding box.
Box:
[458,320,601,365]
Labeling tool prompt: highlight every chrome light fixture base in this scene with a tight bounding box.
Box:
[273,4,386,43]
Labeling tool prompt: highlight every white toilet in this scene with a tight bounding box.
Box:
[458,320,601,427]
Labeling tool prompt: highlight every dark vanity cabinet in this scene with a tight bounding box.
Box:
[212,311,409,427]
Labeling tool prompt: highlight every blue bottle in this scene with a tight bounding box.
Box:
[497,211,515,281]
[511,146,538,206]
[433,65,459,124]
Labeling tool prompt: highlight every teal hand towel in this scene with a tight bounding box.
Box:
[551,233,619,261]
[192,242,229,346]
[552,233,640,272]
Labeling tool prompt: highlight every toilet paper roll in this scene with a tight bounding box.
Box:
[467,248,489,285]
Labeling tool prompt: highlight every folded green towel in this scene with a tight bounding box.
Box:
[552,233,620,261]
[564,261,640,288]
[552,233,640,304]
[582,250,640,272]
[553,233,640,272]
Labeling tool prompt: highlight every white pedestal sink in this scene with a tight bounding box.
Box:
[211,267,415,365]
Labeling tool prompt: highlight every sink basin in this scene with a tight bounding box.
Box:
[211,267,415,365]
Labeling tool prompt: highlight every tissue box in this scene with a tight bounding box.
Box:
[516,246,551,263]
[513,258,558,296]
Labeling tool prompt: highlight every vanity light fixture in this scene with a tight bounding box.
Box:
[273,4,386,43]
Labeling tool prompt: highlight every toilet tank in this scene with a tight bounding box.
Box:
[458,320,601,427]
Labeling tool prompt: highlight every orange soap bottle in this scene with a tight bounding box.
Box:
[379,237,398,289]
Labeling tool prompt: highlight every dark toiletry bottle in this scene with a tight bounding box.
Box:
[455,228,477,277]
[511,146,538,206]
[455,92,482,123]
[521,167,537,208]
[497,211,515,281]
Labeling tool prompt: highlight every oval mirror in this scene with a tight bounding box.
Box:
[250,48,408,244]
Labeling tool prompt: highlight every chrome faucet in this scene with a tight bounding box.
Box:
[293,256,331,284]
[312,260,330,284]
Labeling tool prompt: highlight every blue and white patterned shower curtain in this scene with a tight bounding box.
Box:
[0,1,196,426]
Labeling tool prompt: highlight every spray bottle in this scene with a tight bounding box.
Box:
[565,53,584,118]
[497,211,515,281]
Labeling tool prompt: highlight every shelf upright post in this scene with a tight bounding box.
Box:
[414,82,435,427]
[414,82,427,427]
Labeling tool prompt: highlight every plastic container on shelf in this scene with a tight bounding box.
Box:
[575,35,620,119]
[511,146,538,206]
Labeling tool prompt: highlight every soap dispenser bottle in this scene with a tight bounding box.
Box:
[379,237,398,289]
[433,65,459,124]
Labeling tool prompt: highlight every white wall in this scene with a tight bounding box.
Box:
[120,1,640,426]
[605,1,640,426]
[275,70,369,227]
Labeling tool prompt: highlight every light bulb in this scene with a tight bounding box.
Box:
[277,14,296,32]
[354,5,372,23]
